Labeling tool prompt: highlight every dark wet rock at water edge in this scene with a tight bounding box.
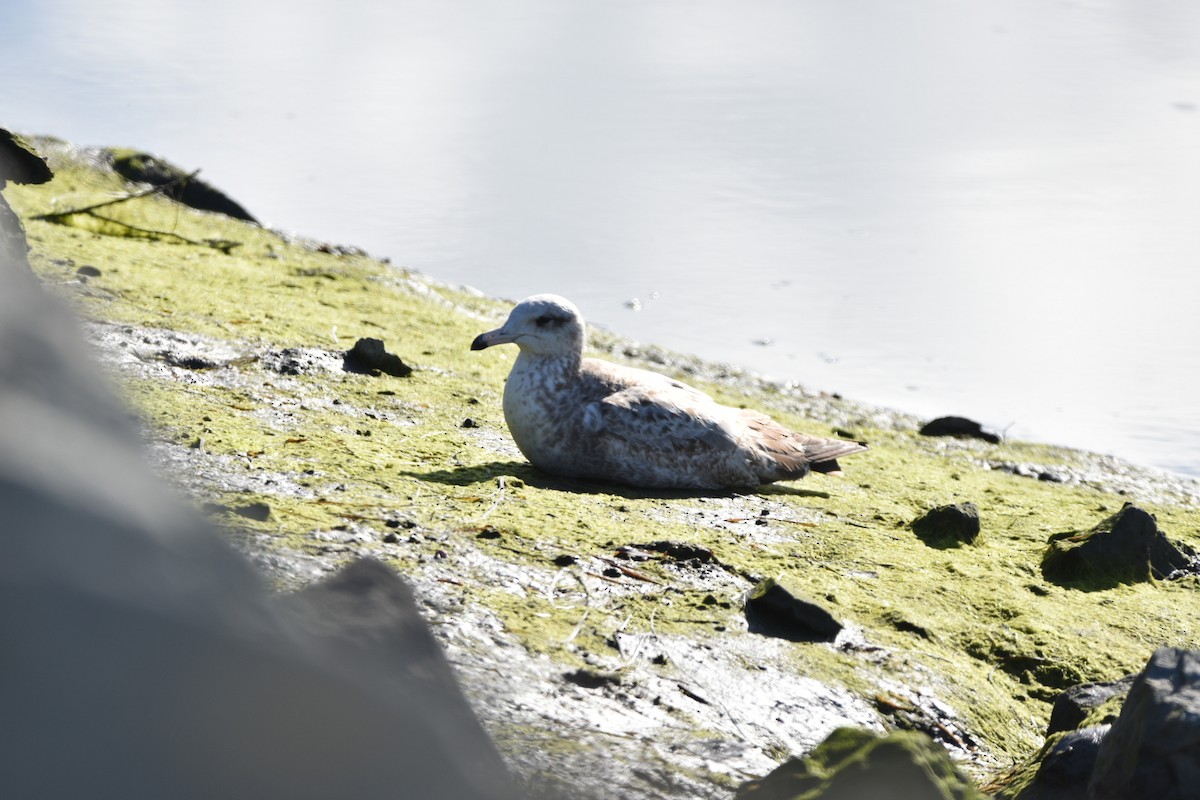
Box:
[343,337,413,377]
[744,577,842,643]
[107,149,258,222]
[919,416,1001,444]
[735,727,983,800]
[1041,503,1197,588]
[1,130,52,270]
[911,502,980,547]
[0,128,53,187]
[1087,647,1200,800]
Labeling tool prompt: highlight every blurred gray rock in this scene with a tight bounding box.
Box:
[0,207,514,798]
[1089,647,1200,800]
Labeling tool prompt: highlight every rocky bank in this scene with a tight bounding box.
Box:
[4,134,1200,798]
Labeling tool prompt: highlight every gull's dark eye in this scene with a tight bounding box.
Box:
[535,314,563,328]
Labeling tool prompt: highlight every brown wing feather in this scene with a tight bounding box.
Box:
[740,410,867,480]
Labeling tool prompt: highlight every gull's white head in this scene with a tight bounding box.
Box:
[470,294,585,357]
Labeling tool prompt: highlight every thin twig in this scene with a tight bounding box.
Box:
[32,169,202,219]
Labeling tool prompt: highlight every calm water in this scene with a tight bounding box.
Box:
[6,0,1199,476]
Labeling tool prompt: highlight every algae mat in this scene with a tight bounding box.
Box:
[9,137,1200,798]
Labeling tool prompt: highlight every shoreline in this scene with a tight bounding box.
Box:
[7,134,1200,797]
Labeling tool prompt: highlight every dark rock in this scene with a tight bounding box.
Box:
[1046,674,1135,736]
[461,417,478,428]
[476,526,502,540]
[735,727,983,799]
[76,265,102,278]
[1041,503,1197,588]
[745,577,842,643]
[553,554,578,567]
[1090,647,1200,800]
[107,149,258,223]
[0,129,53,187]
[233,501,272,521]
[343,337,413,378]
[1,131,51,271]
[1001,726,1109,800]
[634,540,715,564]
[911,503,980,547]
[564,668,621,689]
[919,416,1001,444]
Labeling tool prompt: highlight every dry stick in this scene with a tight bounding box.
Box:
[33,167,201,219]
[34,170,241,254]
[32,169,202,220]
[563,570,597,644]
[476,475,508,522]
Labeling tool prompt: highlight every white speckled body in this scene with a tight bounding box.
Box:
[472,294,866,490]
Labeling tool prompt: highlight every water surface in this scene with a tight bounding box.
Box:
[6,0,1199,475]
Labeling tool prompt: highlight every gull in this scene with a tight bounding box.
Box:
[470,294,866,490]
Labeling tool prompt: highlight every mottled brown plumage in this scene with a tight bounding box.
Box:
[471,294,866,490]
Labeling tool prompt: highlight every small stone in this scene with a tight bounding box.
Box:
[1047,674,1136,736]
[76,265,101,278]
[343,337,413,378]
[461,418,478,428]
[563,668,620,689]
[911,502,980,547]
[232,502,271,522]
[744,578,842,643]
[476,526,501,540]
[552,554,578,567]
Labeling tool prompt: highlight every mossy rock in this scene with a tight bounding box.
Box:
[735,727,982,799]
[1042,503,1196,588]
[107,148,258,222]
[911,502,980,548]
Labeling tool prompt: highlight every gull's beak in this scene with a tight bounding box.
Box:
[470,326,515,351]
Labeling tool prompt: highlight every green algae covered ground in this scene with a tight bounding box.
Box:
[10,137,1200,797]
